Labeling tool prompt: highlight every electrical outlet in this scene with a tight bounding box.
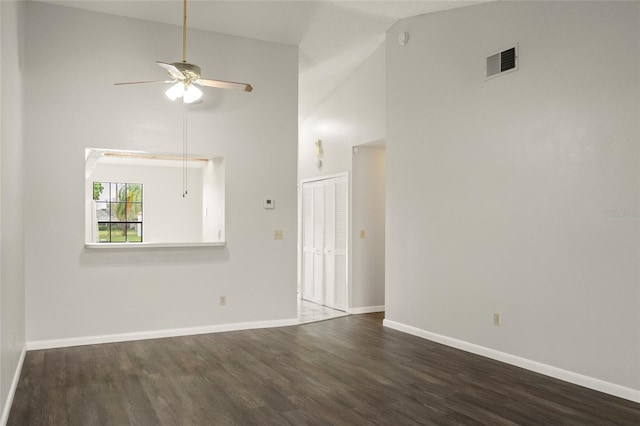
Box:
[493,312,501,326]
[274,230,283,240]
[220,295,227,306]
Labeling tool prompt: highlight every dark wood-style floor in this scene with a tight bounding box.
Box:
[8,313,640,425]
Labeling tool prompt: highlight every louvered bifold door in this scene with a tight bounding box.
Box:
[324,176,348,312]
[302,183,325,305]
[324,183,337,308]
[311,185,326,304]
[302,176,348,311]
[301,185,315,303]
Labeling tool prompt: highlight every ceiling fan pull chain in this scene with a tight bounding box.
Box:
[185,101,188,196]
[182,100,188,197]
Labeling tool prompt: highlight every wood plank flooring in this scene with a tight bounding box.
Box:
[8,313,640,425]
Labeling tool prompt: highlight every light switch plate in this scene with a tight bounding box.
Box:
[264,199,275,209]
[274,230,283,240]
[493,312,501,326]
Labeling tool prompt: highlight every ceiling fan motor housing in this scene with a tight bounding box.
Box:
[172,62,201,82]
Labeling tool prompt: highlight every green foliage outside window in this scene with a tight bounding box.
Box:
[114,183,142,222]
[93,182,104,201]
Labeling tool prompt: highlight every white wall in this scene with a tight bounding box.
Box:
[352,146,385,309]
[299,43,386,311]
[386,1,640,393]
[25,2,298,342]
[299,43,385,181]
[0,0,26,420]
[88,162,205,243]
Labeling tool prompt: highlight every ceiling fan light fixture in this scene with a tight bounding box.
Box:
[183,84,203,103]
[166,82,186,101]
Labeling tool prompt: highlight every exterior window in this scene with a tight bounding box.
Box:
[93,182,143,243]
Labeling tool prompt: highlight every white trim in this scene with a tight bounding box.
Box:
[1,345,26,426]
[27,318,299,351]
[84,241,225,249]
[383,319,640,403]
[349,305,385,314]
[299,171,349,185]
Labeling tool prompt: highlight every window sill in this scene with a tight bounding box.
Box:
[84,242,226,249]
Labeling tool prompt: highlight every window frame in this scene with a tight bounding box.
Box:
[94,181,144,243]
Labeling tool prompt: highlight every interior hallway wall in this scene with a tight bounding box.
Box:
[352,146,385,311]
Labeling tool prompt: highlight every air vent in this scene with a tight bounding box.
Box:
[486,45,518,79]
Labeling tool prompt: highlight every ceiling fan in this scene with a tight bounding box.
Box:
[115,0,253,103]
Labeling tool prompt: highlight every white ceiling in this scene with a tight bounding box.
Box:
[41,1,485,120]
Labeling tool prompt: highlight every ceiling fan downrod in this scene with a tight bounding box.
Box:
[182,0,187,63]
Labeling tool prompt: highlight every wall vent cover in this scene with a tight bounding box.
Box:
[486,45,518,79]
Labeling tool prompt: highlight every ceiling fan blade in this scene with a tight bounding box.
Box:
[114,80,174,86]
[157,61,186,80]
[197,78,253,92]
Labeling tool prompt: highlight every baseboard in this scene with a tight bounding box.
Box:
[1,345,26,426]
[383,319,640,403]
[349,305,385,314]
[27,318,299,351]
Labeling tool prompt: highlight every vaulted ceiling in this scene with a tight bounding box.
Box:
[41,1,485,120]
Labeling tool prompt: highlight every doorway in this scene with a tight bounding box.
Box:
[300,173,349,312]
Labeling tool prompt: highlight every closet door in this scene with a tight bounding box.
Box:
[301,175,348,311]
[311,185,325,304]
[302,183,324,305]
[323,176,348,311]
